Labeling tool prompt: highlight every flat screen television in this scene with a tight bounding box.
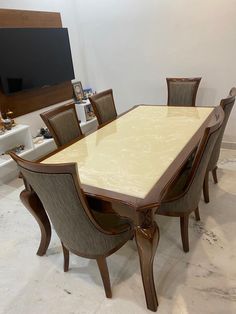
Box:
[0,28,75,94]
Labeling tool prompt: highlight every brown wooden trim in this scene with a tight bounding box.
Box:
[61,241,69,272]
[96,257,112,298]
[0,82,73,118]
[39,105,217,211]
[135,214,159,311]
[158,106,224,214]
[219,94,235,111]
[10,150,134,303]
[19,189,51,256]
[12,150,134,247]
[203,170,210,203]
[212,166,218,184]
[12,104,218,312]
[10,151,133,238]
[180,215,189,252]
[81,106,217,210]
[0,9,62,28]
[203,93,235,203]
[230,87,236,97]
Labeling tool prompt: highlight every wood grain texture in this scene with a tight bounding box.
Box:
[0,9,73,117]
[19,189,51,256]
[0,9,62,28]
[0,82,73,117]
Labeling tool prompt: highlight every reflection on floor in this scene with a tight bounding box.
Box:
[1,149,236,314]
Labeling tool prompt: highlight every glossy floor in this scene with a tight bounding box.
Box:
[1,149,236,314]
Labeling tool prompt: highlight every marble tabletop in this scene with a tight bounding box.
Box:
[43,105,214,201]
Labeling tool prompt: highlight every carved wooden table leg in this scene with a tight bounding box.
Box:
[20,189,51,256]
[135,208,159,312]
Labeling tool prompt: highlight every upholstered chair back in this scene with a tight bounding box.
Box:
[167,77,201,107]
[13,158,129,257]
[40,103,82,147]
[89,89,117,125]
[162,108,224,213]
[207,94,235,171]
[183,108,224,210]
[230,87,236,97]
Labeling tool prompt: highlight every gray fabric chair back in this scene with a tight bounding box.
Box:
[183,108,225,210]
[207,94,235,171]
[40,104,82,147]
[49,109,81,146]
[89,89,117,125]
[163,108,224,213]
[16,160,128,257]
[167,77,201,106]
[230,87,236,97]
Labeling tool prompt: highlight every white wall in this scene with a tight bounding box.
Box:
[0,0,236,142]
[74,0,236,142]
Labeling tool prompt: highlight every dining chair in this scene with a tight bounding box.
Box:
[230,87,236,97]
[40,103,83,147]
[10,152,133,298]
[89,89,117,125]
[156,107,224,252]
[166,77,201,106]
[203,90,235,203]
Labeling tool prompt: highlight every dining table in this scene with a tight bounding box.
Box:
[25,104,217,311]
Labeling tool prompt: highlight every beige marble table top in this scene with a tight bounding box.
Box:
[43,105,214,200]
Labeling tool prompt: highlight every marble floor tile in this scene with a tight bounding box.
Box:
[1,149,236,313]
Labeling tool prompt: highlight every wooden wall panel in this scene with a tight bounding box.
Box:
[0,9,74,118]
[0,82,73,117]
[0,9,62,28]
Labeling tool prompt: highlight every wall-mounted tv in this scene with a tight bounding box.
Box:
[0,28,75,94]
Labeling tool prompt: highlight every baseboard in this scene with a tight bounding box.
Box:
[221,141,236,150]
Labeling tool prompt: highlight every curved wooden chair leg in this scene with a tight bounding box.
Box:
[61,242,69,272]
[203,171,210,203]
[180,215,189,252]
[212,166,218,184]
[36,218,51,257]
[194,207,200,221]
[20,190,51,256]
[135,219,159,311]
[96,257,112,298]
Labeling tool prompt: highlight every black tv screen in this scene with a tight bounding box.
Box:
[0,28,75,94]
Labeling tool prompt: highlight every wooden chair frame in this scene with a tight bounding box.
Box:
[203,92,235,203]
[166,77,202,107]
[230,87,236,97]
[40,103,82,147]
[158,107,224,252]
[10,152,133,298]
[89,89,117,126]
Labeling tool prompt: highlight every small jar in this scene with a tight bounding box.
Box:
[0,112,5,135]
[3,118,12,130]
